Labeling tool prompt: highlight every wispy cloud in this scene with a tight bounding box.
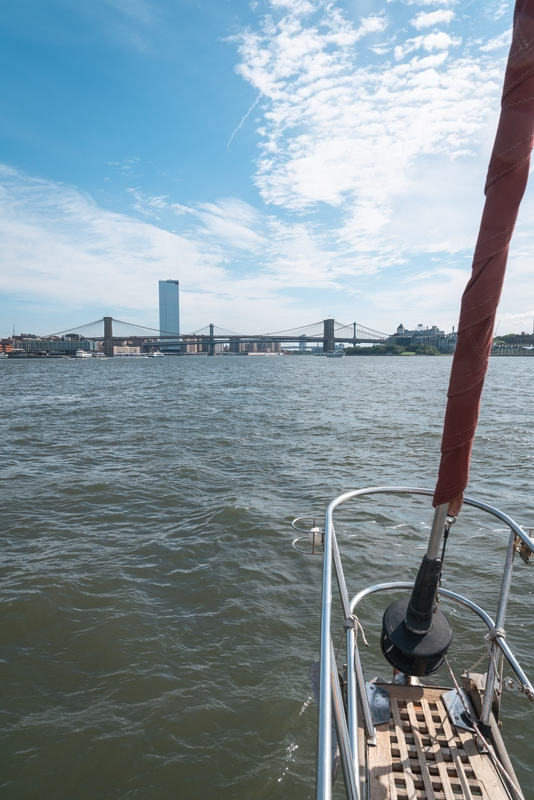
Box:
[101,0,154,25]
[227,94,261,150]
[480,29,512,51]
[127,187,169,217]
[486,1,509,22]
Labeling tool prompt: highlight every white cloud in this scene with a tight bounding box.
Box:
[356,15,388,37]
[270,0,316,14]
[480,30,512,52]
[3,1,531,336]
[226,1,534,332]
[395,32,458,59]
[404,0,458,5]
[411,10,455,29]
[370,44,391,55]
[234,1,493,247]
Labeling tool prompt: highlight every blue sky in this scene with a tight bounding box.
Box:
[1,0,532,337]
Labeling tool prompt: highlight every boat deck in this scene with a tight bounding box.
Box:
[367,684,509,800]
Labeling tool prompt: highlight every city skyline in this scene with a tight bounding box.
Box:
[1,1,533,337]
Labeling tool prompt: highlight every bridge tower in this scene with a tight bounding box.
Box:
[323,318,335,353]
[208,323,215,356]
[104,316,114,357]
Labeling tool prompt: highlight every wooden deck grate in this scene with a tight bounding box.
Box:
[367,684,510,800]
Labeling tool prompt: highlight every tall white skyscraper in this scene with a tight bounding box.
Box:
[159,280,180,336]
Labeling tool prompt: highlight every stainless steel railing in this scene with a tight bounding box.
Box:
[316,486,534,800]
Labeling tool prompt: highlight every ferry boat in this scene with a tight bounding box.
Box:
[301,5,534,798]
[75,349,93,358]
[149,351,164,358]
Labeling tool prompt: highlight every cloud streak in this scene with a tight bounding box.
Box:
[227,95,262,149]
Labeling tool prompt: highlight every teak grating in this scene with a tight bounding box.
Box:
[367,684,509,800]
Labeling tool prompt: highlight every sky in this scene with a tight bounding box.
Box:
[0,0,532,337]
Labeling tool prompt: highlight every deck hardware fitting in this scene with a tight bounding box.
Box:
[517,535,532,565]
[442,688,476,732]
[364,683,390,725]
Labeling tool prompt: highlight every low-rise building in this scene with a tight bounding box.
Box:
[389,324,457,353]
[113,346,141,356]
[14,337,97,355]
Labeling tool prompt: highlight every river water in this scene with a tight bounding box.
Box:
[1,355,533,799]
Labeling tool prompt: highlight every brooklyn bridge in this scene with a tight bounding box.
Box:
[37,316,391,356]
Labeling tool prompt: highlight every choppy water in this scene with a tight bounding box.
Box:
[1,355,533,799]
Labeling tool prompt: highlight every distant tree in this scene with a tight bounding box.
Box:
[497,333,534,345]
[345,344,406,356]
[344,346,378,355]
[413,344,440,355]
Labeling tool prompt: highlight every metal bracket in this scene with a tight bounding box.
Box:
[291,517,324,555]
[365,683,391,725]
[442,689,477,732]
[518,541,532,565]
[504,676,534,704]
[505,677,524,693]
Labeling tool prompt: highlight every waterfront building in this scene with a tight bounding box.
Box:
[389,323,457,353]
[14,337,97,355]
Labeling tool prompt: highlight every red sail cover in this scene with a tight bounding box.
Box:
[434,0,534,514]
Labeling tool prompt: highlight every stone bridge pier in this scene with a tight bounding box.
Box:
[323,318,335,353]
[104,316,114,357]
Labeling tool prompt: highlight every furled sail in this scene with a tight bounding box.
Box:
[433,0,534,514]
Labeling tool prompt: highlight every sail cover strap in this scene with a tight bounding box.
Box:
[433,0,534,513]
